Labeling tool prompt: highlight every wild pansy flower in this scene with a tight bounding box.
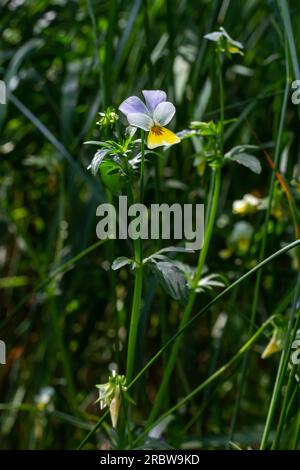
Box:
[204,27,244,57]
[232,193,262,215]
[119,90,180,149]
[34,386,55,411]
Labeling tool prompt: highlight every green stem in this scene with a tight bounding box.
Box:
[216,53,224,152]
[126,267,143,383]
[126,131,145,383]
[272,363,298,449]
[77,410,109,450]
[292,401,300,449]
[107,190,119,364]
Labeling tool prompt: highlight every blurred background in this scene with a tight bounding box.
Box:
[0,0,300,449]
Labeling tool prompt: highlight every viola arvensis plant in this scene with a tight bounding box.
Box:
[119,90,181,149]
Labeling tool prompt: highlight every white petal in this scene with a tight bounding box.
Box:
[153,101,176,126]
[127,112,153,131]
[119,96,150,116]
[142,90,167,112]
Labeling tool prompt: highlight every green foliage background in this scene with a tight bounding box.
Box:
[0,0,300,450]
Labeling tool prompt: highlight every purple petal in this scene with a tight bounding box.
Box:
[142,90,167,113]
[119,96,149,117]
[153,101,175,126]
[127,112,153,131]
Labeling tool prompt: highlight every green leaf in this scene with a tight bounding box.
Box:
[143,246,194,265]
[225,144,259,157]
[112,256,132,271]
[225,146,261,173]
[84,140,110,147]
[99,160,122,195]
[0,38,44,130]
[150,261,189,303]
[87,149,110,175]
[196,273,228,293]
[230,153,262,174]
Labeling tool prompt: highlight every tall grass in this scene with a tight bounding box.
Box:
[0,0,300,450]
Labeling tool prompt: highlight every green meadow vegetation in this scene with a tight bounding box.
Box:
[1,0,300,450]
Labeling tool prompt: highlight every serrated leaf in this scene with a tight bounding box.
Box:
[112,256,132,271]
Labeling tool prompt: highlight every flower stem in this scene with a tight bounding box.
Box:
[126,267,143,384]
[216,53,224,152]
[126,131,145,384]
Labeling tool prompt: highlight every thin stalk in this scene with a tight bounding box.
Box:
[292,401,300,449]
[284,383,299,429]
[126,131,146,383]
[126,268,143,383]
[205,168,216,229]
[216,53,224,151]
[230,41,290,442]
[107,190,119,364]
[77,410,109,450]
